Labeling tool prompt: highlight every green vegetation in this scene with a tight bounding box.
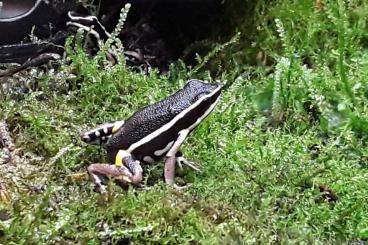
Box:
[1,0,368,243]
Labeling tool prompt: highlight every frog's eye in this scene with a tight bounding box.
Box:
[194,92,207,101]
[196,90,214,101]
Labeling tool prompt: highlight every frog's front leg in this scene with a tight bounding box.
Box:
[165,130,190,188]
[87,150,143,193]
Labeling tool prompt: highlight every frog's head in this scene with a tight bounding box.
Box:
[184,79,222,104]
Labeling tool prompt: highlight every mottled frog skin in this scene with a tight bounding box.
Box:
[81,79,222,192]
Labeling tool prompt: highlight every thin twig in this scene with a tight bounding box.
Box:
[49,143,74,165]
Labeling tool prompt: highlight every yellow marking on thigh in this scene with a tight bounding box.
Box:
[115,150,130,167]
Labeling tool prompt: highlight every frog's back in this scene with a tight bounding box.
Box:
[106,87,193,151]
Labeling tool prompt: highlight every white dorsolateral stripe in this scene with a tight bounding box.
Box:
[188,96,221,131]
[127,86,222,153]
[154,141,174,156]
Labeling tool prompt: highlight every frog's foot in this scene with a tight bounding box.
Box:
[87,161,142,193]
[165,155,191,190]
[87,163,129,193]
[176,156,201,172]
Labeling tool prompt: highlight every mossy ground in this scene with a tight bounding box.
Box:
[1,0,368,244]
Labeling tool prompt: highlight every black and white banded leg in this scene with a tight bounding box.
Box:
[80,120,124,145]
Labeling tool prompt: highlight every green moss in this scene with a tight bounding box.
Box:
[1,0,368,243]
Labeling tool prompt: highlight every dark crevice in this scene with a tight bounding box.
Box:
[99,0,223,69]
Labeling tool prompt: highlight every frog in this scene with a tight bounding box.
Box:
[81,79,222,192]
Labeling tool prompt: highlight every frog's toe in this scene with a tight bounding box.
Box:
[95,184,107,193]
[87,163,131,193]
[176,157,201,172]
[88,170,108,193]
[130,167,143,185]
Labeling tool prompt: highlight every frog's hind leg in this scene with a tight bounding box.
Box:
[115,150,144,186]
[81,120,124,145]
[87,163,130,193]
[87,150,143,193]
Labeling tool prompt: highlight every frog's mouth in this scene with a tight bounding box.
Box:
[0,0,40,20]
